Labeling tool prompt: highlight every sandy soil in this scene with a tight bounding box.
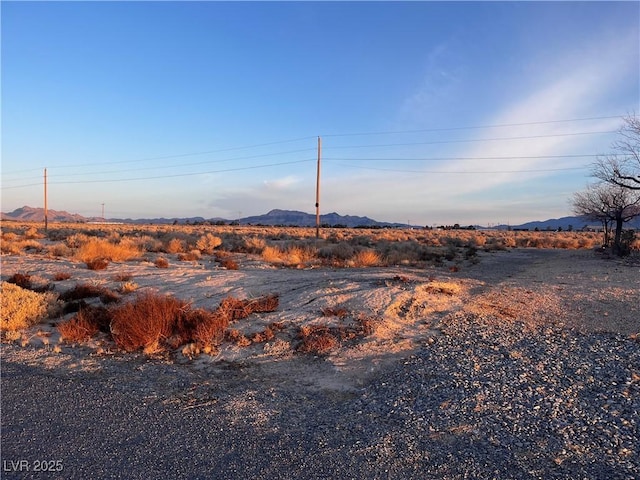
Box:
[1,248,639,391]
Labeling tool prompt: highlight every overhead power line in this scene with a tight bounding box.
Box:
[323,130,617,150]
[333,163,590,174]
[323,153,602,162]
[321,115,624,137]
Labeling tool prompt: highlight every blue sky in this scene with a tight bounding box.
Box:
[2,1,639,226]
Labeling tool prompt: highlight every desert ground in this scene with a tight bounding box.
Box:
[1,223,639,479]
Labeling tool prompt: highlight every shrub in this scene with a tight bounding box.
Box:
[60,284,107,301]
[1,282,56,332]
[118,281,138,294]
[109,292,189,352]
[57,309,101,343]
[86,258,110,270]
[352,249,380,267]
[75,237,141,263]
[6,273,32,289]
[297,325,339,354]
[219,258,239,270]
[196,233,222,254]
[155,257,169,268]
[191,309,229,347]
[177,250,201,261]
[53,272,72,281]
[165,238,187,254]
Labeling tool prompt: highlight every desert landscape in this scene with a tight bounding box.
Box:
[1,222,639,479]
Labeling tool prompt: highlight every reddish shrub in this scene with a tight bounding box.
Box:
[189,309,229,347]
[53,272,72,281]
[86,258,109,270]
[297,325,339,354]
[57,308,103,342]
[154,257,169,268]
[7,273,32,289]
[109,292,189,352]
[60,284,109,301]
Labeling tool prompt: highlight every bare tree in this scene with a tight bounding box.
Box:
[594,114,640,190]
[572,182,640,255]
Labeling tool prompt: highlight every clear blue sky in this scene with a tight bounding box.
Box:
[2,1,639,225]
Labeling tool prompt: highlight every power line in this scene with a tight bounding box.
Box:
[322,130,617,150]
[0,135,317,174]
[321,115,624,137]
[45,159,317,185]
[333,163,590,174]
[323,153,603,162]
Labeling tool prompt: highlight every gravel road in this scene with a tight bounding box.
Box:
[2,316,639,480]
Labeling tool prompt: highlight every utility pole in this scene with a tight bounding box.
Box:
[44,168,48,232]
[101,203,105,222]
[315,136,322,239]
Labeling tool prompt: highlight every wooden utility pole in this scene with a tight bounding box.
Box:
[315,136,322,239]
[44,168,48,232]
[101,203,105,222]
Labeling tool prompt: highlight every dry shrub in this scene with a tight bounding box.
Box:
[177,250,201,261]
[47,244,73,257]
[191,309,229,346]
[219,258,239,270]
[225,328,252,347]
[59,284,108,301]
[165,238,187,254]
[262,244,317,266]
[7,273,33,289]
[24,226,42,239]
[1,282,56,332]
[118,281,138,294]
[425,281,461,295]
[242,236,266,253]
[261,245,283,263]
[58,309,101,342]
[155,257,169,268]
[246,294,279,313]
[219,297,252,321]
[53,272,72,281]
[321,307,350,319]
[352,249,380,267]
[86,258,110,270]
[196,233,222,254]
[112,272,132,282]
[297,325,339,354]
[109,292,189,352]
[76,237,141,263]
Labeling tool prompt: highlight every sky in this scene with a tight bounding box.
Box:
[1,1,639,226]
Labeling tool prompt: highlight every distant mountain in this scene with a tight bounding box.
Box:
[0,206,406,228]
[1,206,87,223]
[499,215,640,231]
[239,209,406,228]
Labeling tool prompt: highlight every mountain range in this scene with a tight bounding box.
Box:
[2,205,640,230]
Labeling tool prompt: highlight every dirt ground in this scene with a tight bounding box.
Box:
[1,248,639,391]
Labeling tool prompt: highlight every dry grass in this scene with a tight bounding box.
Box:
[1,282,57,332]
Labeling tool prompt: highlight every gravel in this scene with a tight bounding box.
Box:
[2,315,639,479]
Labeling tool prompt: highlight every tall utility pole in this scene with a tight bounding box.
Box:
[101,203,105,222]
[315,136,322,239]
[43,168,48,232]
